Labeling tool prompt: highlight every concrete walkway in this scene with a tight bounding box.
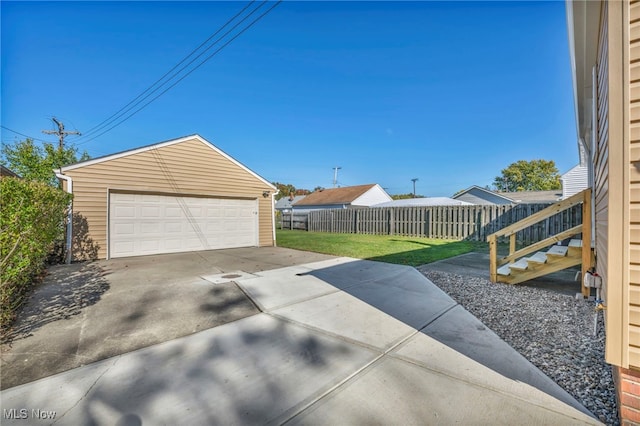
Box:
[1,257,599,425]
[419,251,583,296]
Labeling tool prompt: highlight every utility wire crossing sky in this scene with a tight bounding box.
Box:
[1,1,578,196]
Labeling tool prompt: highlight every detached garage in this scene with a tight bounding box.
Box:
[57,134,276,259]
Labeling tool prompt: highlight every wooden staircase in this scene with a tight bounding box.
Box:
[488,189,593,296]
[496,239,583,284]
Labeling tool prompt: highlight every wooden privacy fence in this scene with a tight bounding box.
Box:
[301,204,582,245]
[280,213,309,230]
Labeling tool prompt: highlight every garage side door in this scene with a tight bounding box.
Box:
[109,193,258,258]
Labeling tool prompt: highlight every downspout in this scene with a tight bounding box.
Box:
[272,190,279,246]
[55,170,73,264]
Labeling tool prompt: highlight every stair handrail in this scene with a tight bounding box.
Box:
[488,189,588,239]
[487,188,592,296]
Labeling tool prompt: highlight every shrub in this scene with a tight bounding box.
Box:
[0,177,72,333]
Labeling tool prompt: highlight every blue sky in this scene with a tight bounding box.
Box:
[1,1,578,196]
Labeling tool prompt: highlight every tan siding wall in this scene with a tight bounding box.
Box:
[628,0,640,368]
[596,3,612,356]
[64,138,274,258]
[601,0,631,366]
[632,0,640,367]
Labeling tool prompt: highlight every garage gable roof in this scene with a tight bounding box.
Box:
[60,134,275,190]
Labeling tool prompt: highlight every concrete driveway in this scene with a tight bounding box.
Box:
[1,254,599,425]
[0,247,334,389]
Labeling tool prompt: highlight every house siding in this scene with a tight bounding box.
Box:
[594,0,614,363]
[629,0,640,368]
[570,1,639,420]
[351,185,392,206]
[561,164,589,199]
[63,137,274,259]
[292,204,348,211]
[596,0,635,368]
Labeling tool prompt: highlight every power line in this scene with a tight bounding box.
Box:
[1,125,50,143]
[76,0,281,145]
[76,1,257,142]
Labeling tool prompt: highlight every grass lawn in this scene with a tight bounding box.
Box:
[276,230,488,267]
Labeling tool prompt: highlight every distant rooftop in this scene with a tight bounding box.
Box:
[497,190,563,204]
[372,197,472,208]
[294,184,377,206]
[275,195,306,210]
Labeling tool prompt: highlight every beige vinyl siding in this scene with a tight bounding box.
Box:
[64,137,274,259]
[595,1,612,358]
[603,0,634,367]
[600,0,632,366]
[632,0,640,367]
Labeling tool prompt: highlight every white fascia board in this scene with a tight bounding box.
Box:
[60,134,276,190]
[566,1,601,138]
[566,0,581,143]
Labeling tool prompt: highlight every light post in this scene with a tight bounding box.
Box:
[333,166,341,188]
[411,178,418,198]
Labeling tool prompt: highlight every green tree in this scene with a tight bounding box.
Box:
[493,159,561,192]
[272,182,313,200]
[1,138,89,186]
[272,182,296,200]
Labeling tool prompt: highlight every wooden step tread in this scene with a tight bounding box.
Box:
[509,259,529,271]
[547,245,569,257]
[497,264,511,276]
[528,252,548,264]
[569,239,582,248]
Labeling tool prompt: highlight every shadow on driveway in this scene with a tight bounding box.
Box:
[2,263,110,344]
[300,259,590,416]
[0,247,334,390]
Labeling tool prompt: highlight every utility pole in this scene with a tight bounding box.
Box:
[42,117,81,155]
[333,166,342,188]
[411,178,418,198]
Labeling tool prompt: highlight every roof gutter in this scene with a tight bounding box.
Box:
[55,170,73,264]
[272,189,279,246]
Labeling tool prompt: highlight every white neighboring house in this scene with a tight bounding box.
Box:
[560,143,589,199]
[292,184,392,213]
[372,197,472,208]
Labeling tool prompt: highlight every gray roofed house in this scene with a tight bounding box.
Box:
[453,186,563,205]
[452,186,514,205]
[498,190,563,204]
[275,195,306,212]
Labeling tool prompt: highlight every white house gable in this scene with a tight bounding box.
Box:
[351,184,392,206]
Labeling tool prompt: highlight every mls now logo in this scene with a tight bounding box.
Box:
[3,409,28,419]
[3,409,57,420]
[31,409,57,419]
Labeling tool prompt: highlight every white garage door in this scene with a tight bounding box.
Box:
[109,193,258,258]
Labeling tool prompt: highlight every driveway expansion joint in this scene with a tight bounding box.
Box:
[52,357,120,424]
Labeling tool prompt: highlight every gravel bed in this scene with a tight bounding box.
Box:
[420,270,618,426]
